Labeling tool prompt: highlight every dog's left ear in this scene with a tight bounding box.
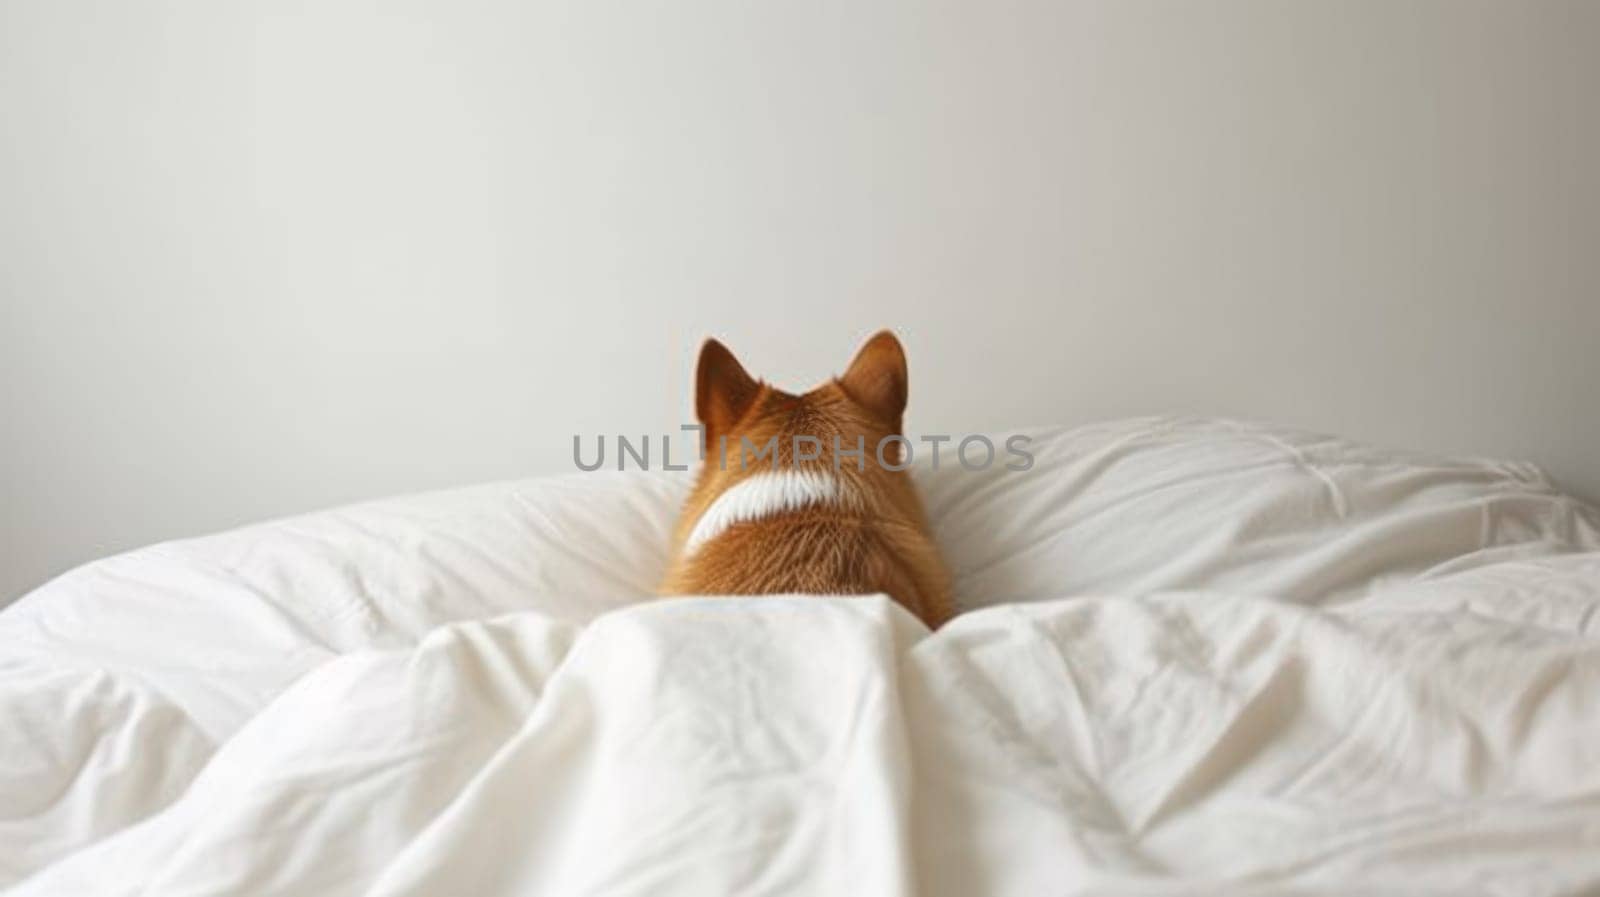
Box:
[839,330,908,430]
[696,338,760,445]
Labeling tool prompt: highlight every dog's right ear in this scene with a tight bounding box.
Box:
[696,339,759,444]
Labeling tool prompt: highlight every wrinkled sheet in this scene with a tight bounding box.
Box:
[4,418,1600,895]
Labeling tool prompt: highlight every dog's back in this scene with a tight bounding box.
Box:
[660,332,953,627]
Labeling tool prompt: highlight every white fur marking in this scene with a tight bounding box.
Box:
[686,470,851,554]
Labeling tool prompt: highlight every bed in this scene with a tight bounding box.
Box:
[3,416,1598,896]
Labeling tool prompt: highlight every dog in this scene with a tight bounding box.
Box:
[660,330,954,628]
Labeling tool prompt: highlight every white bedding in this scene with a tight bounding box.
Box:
[4,417,1598,895]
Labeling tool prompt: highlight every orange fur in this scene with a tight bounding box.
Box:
[660,331,954,628]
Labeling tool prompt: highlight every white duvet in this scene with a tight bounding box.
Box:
[4,418,1598,896]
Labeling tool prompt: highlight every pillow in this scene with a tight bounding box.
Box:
[1,470,689,736]
[923,416,1600,609]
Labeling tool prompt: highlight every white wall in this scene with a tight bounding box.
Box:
[2,1,1596,602]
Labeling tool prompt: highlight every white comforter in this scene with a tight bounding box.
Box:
[4,418,1599,895]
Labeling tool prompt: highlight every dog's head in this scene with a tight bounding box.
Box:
[693,329,912,482]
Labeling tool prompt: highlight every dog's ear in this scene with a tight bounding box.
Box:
[696,338,760,442]
[839,330,908,430]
